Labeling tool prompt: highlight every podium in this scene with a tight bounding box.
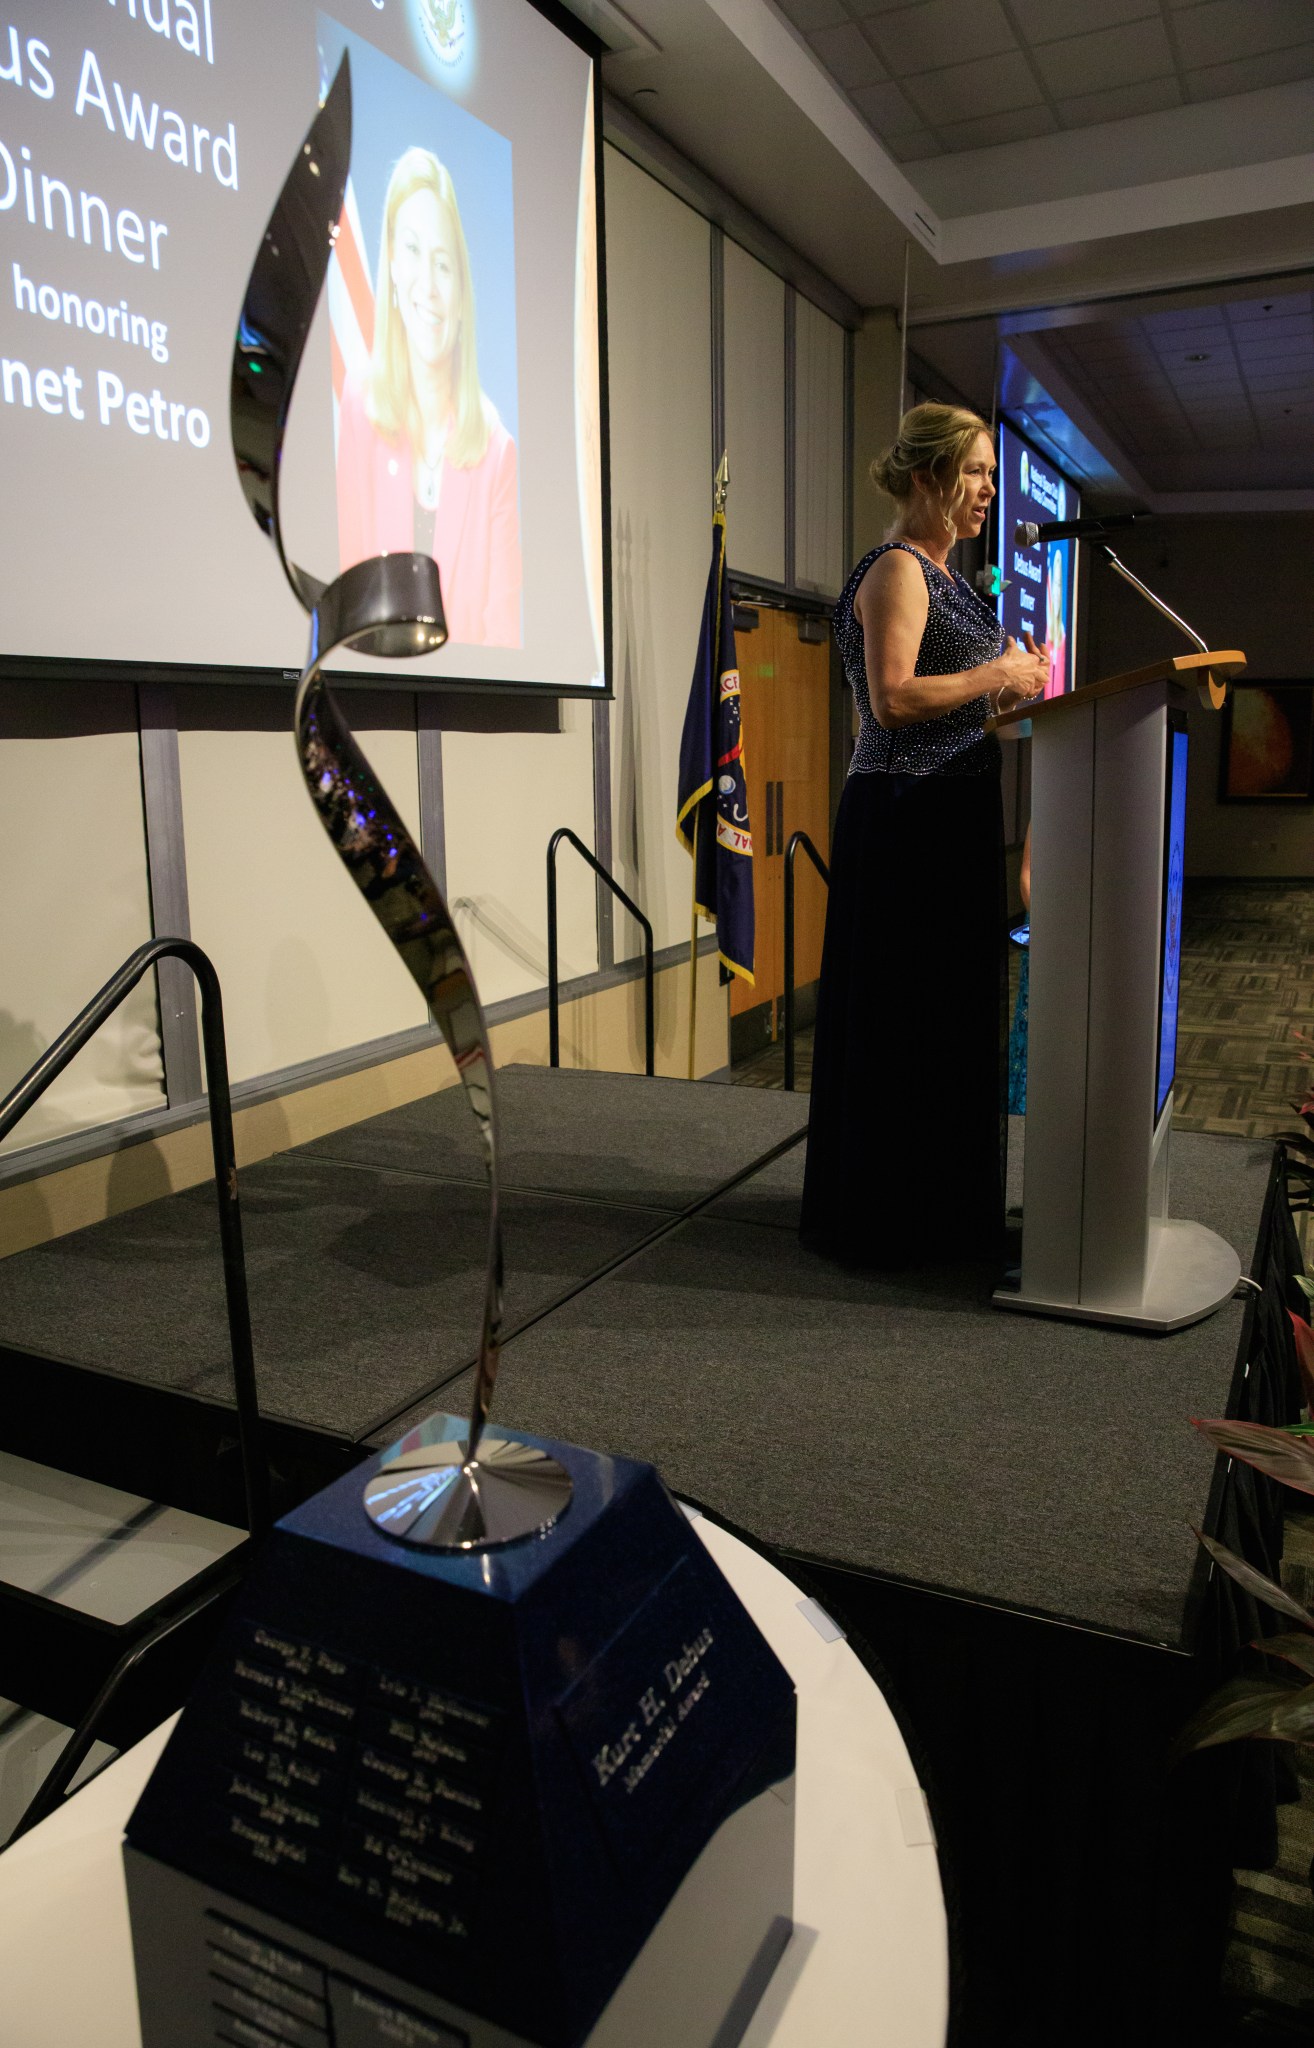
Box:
[993,650,1246,1334]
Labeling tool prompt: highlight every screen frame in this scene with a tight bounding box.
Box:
[1154,709,1189,1127]
[991,415,1082,700]
[0,0,613,702]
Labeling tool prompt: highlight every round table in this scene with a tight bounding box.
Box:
[0,1512,949,2046]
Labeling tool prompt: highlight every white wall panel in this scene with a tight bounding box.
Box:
[724,240,786,586]
[606,147,713,958]
[177,702,428,1085]
[0,688,164,1152]
[442,699,598,1008]
[794,297,847,597]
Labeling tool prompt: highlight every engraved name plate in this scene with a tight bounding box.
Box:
[555,1556,742,1862]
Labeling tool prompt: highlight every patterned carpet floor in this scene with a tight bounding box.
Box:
[733,879,1314,2037]
[734,881,1314,1140]
[1173,882,1314,1143]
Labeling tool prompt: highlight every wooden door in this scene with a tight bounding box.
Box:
[775,621,831,1008]
[731,606,832,1058]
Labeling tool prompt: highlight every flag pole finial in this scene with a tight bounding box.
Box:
[714,450,729,516]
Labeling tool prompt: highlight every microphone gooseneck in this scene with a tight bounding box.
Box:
[1014,512,1142,546]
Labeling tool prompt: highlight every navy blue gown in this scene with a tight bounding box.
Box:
[800,541,1008,1268]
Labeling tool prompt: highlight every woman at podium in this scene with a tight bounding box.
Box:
[800,404,1047,1268]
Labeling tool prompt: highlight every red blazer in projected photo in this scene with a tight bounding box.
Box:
[336,379,522,648]
[333,148,523,649]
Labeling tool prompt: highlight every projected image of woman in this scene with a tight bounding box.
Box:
[337,148,522,647]
[800,404,1048,1269]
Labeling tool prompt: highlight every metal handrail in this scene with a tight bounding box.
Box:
[0,937,270,1536]
[8,1558,244,1844]
[547,829,654,1078]
[783,831,830,1093]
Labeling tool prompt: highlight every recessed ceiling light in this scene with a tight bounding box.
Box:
[1185,351,1211,362]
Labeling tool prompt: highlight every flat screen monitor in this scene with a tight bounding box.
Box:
[995,420,1080,701]
[0,0,605,694]
[1155,720,1188,1125]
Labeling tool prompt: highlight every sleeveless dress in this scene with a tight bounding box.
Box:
[799,542,1008,1268]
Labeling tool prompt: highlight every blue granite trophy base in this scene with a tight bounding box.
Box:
[124,1417,796,2047]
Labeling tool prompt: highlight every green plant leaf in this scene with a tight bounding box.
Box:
[1191,1416,1314,1499]
[1257,1632,1314,1679]
[1171,1675,1314,1761]
[1193,1527,1314,1627]
[1289,1312,1314,1414]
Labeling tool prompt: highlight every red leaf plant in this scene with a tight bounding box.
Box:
[1174,1293,1314,1764]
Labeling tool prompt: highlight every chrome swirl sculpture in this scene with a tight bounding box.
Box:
[231,55,570,1550]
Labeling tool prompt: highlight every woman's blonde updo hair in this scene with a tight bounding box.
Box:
[871,401,991,540]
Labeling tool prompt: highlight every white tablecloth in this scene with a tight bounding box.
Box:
[0,1513,948,2047]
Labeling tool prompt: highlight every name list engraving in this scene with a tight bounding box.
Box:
[212,1622,501,1945]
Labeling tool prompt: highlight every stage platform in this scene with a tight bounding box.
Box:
[0,1066,1267,1645]
[0,1065,1295,2043]
[0,1070,807,1446]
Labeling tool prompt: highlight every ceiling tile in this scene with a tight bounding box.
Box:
[902,50,1042,125]
[1141,309,1229,335]
[1172,375,1245,396]
[848,76,929,134]
[1183,43,1314,99]
[1146,330,1230,354]
[883,127,945,162]
[1176,386,1247,407]
[1234,320,1314,346]
[1054,75,1183,128]
[1227,292,1313,320]
[935,104,1058,152]
[1009,0,1158,42]
[864,0,1017,78]
[773,0,849,32]
[1164,345,1240,366]
[1172,0,1314,69]
[1233,335,1314,361]
[1232,313,1314,338]
[807,21,888,87]
[1032,17,1175,97]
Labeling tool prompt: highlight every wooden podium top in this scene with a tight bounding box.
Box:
[991,649,1245,732]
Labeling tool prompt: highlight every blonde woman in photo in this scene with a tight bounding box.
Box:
[337,147,522,647]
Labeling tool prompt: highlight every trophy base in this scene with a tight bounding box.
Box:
[362,1436,573,1550]
[125,1763,793,2047]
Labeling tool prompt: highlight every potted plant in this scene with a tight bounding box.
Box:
[1175,1304,1314,1760]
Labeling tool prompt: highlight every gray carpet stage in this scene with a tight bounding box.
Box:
[0,1071,807,1444]
[430,1124,1269,1648]
[0,1067,1268,1647]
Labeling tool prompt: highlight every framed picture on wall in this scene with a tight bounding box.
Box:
[1218,682,1314,804]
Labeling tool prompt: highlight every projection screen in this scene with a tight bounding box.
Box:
[0,0,606,692]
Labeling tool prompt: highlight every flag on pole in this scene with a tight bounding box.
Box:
[675,510,754,985]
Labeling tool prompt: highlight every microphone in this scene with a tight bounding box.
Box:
[1014,512,1141,546]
